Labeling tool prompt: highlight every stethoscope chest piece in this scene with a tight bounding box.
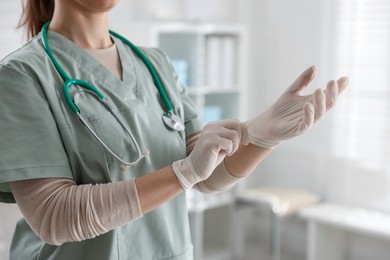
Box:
[162,112,185,131]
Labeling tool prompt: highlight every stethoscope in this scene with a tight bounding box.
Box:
[41,21,185,167]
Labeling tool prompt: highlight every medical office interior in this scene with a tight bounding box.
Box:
[1,0,390,259]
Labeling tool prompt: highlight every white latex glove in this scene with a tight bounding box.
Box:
[242,66,349,148]
[172,119,242,190]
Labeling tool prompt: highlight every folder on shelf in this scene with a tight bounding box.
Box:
[205,35,237,89]
[171,59,189,86]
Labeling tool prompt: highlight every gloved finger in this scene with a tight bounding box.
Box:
[313,88,326,122]
[211,127,241,156]
[324,80,338,110]
[219,119,242,134]
[210,126,241,156]
[222,119,243,152]
[285,66,317,95]
[218,119,243,140]
[337,76,349,94]
[297,102,314,132]
[212,136,235,157]
[205,119,240,131]
[207,119,242,153]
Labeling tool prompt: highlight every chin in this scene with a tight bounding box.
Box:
[97,0,119,11]
[74,0,119,12]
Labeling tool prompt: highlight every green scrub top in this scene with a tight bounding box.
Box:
[0,30,203,260]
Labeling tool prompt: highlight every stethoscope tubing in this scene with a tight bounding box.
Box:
[109,30,173,113]
[76,93,145,167]
[40,21,185,168]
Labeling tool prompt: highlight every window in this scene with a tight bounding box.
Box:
[332,0,390,171]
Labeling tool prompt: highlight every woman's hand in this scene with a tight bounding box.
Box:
[242,66,349,148]
[172,119,243,189]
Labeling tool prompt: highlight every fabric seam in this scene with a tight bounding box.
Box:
[0,165,70,174]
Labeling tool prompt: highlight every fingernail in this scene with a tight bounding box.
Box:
[307,66,317,78]
[340,76,349,85]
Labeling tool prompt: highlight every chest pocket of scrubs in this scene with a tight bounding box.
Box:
[74,92,143,175]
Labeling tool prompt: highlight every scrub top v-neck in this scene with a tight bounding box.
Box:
[0,29,203,260]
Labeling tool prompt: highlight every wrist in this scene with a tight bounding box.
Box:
[241,121,250,145]
[172,158,202,190]
[242,120,280,149]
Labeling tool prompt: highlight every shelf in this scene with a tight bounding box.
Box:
[151,22,246,260]
[186,85,240,95]
[151,22,245,37]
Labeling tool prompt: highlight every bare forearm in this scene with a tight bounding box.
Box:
[224,143,272,178]
[135,165,184,214]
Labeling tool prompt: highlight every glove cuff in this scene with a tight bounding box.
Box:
[243,120,281,149]
[172,158,201,190]
[241,122,250,145]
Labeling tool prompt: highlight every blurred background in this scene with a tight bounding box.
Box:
[1,0,390,259]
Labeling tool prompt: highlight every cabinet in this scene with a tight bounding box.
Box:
[150,23,247,260]
[300,203,390,260]
[150,23,246,121]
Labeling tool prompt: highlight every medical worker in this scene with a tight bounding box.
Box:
[0,0,348,259]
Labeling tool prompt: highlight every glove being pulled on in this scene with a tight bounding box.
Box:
[172,119,242,190]
[242,66,349,148]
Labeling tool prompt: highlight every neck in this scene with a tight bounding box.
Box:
[50,3,113,49]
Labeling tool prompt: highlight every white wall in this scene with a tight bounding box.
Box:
[237,1,331,257]
[243,0,337,190]
[243,0,390,216]
[241,0,390,259]
[0,1,24,59]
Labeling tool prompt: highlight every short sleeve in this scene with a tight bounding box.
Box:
[0,65,73,203]
[179,83,204,137]
[162,52,204,137]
